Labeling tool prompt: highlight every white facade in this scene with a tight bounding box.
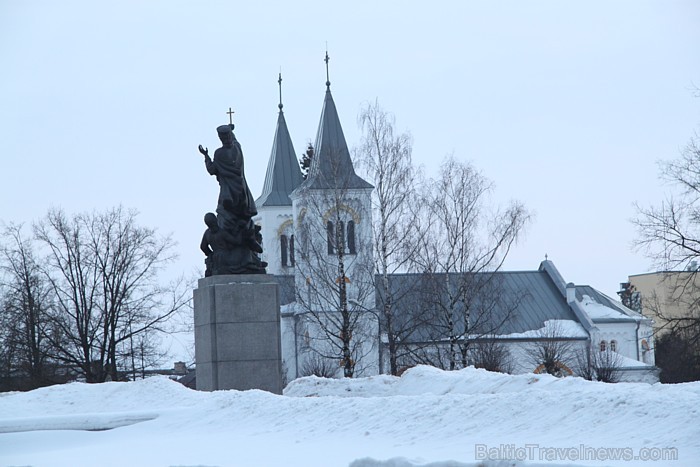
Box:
[254,206,295,276]
[291,187,375,313]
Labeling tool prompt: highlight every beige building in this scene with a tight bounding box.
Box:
[627,269,700,336]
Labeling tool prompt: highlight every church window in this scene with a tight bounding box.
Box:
[610,340,617,352]
[338,221,345,254]
[347,220,356,254]
[289,235,295,266]
[280,235,288,267]
[327,221,335,255]
[599,340,607,352]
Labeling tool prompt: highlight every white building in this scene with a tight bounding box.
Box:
[253,68,657,383]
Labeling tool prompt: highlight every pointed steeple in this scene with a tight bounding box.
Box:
[303,53,372,191]
[256,73,304,207]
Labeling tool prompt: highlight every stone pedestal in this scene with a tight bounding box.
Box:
[194,274,283,394]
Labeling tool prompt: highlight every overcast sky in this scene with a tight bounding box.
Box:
[2,0,699,301]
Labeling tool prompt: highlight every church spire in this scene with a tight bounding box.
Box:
[255,74,304,207]
[298,53,372,191]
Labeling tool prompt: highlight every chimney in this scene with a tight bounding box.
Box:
[566,282,577,304]
[174,361,187,375]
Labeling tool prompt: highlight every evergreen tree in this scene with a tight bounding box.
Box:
[300,143,314,180]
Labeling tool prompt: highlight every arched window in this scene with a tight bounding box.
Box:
[327,221,335,255]
[289,235,295,266]
[280,235,288,267]
[599,340,607,352]
[347,220,356,254]
[338,221,345,254]
[610,340,617,352]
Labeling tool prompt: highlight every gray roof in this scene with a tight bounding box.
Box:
[381,269,581,341]
[255,110,304,207]
[297,88,373,191]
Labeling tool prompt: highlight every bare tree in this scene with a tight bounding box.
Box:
[355,101,423,375]
[574,343,623,383]
[634,130,700,347]
[407,156,530,370]
[524,322,577,377]
[299,352,337,378]
[469,339,514,374]
[293,156,377,378]
[0,223,60,390]
[33,207,189,383]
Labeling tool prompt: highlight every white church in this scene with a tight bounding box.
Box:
[252,67,658,384]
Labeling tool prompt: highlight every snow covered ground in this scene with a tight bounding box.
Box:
[0,366,698,467]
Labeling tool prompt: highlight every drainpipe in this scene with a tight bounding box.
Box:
[635,320,641,361]
[293,314,299,379]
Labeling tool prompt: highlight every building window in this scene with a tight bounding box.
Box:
[338,220,345,254]
[327,221,335,255]
[610,340,617,352]
[347,220,356,254]
[280,235,288,267]
[289,235,295,266]
[328,219,355,255]
[599,340,607,352]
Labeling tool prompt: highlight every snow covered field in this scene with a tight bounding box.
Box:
[0,366,698,467]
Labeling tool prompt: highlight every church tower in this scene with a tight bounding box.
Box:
[290,53,375,314]
[254,74,305,276]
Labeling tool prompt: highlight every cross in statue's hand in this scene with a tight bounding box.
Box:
[227,107,235,125]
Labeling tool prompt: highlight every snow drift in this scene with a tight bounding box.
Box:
[0,366,698,466]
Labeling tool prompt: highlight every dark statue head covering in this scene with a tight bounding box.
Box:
[217,124,235,134]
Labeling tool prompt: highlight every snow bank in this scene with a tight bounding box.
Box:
[0,367,698,466]
[284,364,668,397]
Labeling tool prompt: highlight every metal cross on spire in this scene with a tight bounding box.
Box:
[226,107,235,125]
[278,72,283,111]
[324,49,331,89]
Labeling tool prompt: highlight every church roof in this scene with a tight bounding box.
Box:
[301,88,373,191]
[255,109,304,207]
[381,269,582,340]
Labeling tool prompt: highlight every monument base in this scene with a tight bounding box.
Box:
[194,274,283,394]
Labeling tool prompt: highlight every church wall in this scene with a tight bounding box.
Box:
[616,367,660,383]
[254,205,295,276]
[384,338,656,382]
[292,187,375,314]
[280,309,379,383]
[594,321,655,366]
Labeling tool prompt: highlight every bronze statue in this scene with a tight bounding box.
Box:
[199,125,266,275]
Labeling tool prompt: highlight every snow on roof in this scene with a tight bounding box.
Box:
[494,319,588,339]
[580,294,641,321]
[617,353,652,368]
